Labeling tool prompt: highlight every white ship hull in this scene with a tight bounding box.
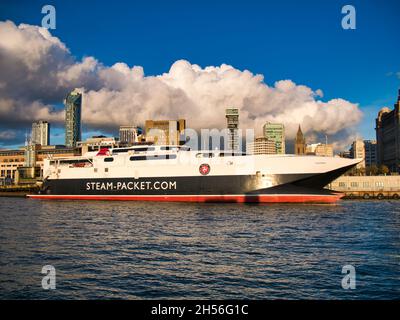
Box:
[28,146,361,203]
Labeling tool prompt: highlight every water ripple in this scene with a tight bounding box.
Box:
[0,198,399,299]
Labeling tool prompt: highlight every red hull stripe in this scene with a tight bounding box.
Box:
[27,194,343,203]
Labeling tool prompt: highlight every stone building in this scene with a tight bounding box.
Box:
[294,125,306,155]
[376,89,400,172]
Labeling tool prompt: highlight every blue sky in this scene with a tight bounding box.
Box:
[0,0,399,146]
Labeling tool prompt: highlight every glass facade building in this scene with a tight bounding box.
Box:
[64,89,82,147]
[263,122,285,154]
[364,140,377,167]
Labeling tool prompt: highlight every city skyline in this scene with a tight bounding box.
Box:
[1,0,400,304]
[0,0,399,150]
[4,88,400,156]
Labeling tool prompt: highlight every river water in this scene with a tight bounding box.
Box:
[0,197,399,299]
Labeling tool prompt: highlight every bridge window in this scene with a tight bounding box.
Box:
[129,154,177,161]
[129,156,147,161]
[112,148,130,153]
[133,147,155,152]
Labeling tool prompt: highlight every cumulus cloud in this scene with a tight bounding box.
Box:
[0,20,363,151]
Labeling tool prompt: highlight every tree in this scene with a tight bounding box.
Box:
[357,167,366,176]
[369,164,379,176]
[379,165,389,176]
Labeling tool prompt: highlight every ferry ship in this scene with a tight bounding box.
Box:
[28,145,361,203]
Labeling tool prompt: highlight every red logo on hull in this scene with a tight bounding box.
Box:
[199,164,210,175]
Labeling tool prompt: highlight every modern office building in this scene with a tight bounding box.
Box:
[225,108,239,151]
[145,119,186,145]
[263,122,285,154]
[350,139,365,168]
[294,125,306,155]
[306,143,333,157]
[65,89,82,147]
[364,140,377,167]
[119,126,140,145]
[246,137,276,155]
[24,141,36,167]
[375,89,400,172]
[31,121,50,146]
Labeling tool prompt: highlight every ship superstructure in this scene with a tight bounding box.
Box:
[28,144,361,203]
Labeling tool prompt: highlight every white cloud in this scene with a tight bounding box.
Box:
[0,130,16,140]
[0,20,363,150]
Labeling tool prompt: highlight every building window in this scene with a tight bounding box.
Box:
[339,182,346,187]
[375,182,384,187]
[350,182,358,187]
